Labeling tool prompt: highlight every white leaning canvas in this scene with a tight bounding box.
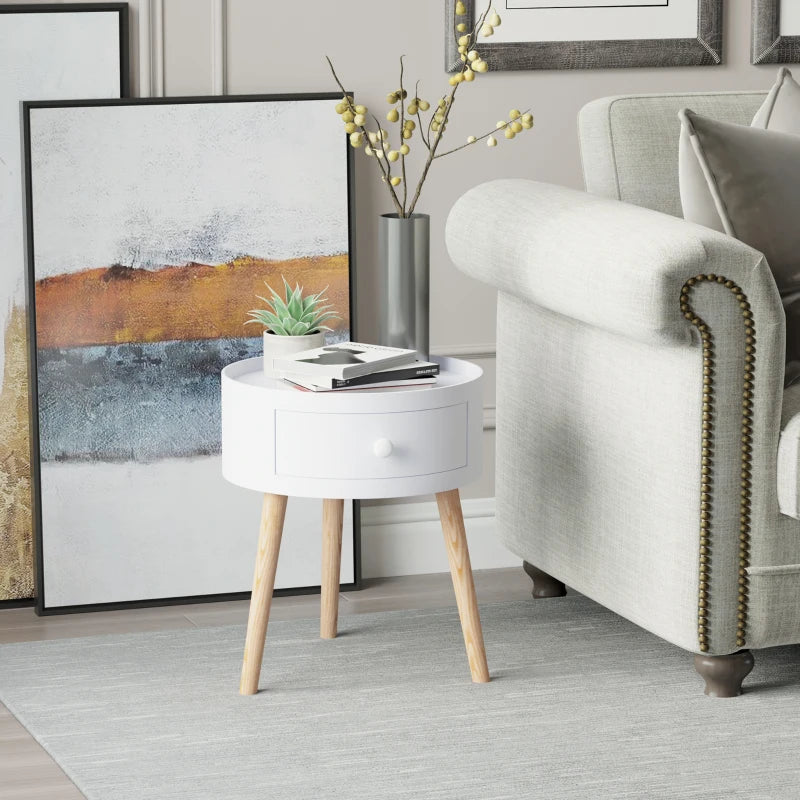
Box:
[0,5,126,603]
[25,96,357,611]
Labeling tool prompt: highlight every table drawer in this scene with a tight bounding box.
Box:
[274,404,468,480]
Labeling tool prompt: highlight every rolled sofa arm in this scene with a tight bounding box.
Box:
[446,179,781,345]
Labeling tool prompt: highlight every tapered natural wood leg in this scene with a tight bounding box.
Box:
[436,489,490,683]
[694,650,755,698]
[240,493,288,695]
[320,498,344,639]
[523,561,567,599]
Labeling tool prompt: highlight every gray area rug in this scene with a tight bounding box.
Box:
[2,596,800,800]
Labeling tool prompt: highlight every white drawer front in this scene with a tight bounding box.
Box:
[275,404,468,481]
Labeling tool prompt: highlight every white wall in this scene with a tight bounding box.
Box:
[17,0,788,574]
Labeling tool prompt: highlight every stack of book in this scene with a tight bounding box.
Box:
[274,342,439,392]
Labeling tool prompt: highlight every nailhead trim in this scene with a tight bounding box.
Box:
[680,274,753,652]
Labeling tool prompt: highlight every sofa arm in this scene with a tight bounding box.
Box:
[446,179,779,345]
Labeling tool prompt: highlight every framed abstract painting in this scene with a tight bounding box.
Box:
[23,94,358,613]
[444,0,723,70]
[0,3,128,605]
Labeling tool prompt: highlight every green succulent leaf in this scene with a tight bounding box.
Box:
[244,275,342,336]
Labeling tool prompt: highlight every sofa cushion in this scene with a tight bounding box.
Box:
[752,68,800,132]
[778,384,800,518]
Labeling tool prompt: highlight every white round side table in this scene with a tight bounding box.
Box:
[221,355,489,694]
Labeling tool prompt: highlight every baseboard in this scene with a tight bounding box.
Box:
[360,496,518,578]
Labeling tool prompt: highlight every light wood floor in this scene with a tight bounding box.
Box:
[0,567,531,800]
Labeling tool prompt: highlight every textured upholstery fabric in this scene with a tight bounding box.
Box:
[579,92,765,217]
[752,68,800,131]
[447,176,800,653]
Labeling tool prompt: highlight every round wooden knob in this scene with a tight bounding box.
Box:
[373,438,393,458]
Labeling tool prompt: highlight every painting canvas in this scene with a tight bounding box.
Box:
[25,96,356,612]
[0,4,127,603]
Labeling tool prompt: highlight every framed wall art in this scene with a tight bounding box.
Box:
[752,0,800,64]
[445,0,723,71]
[0,3,128,606]
[23,94,358,613]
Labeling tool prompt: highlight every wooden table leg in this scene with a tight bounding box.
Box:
[320,498,344,639]
[240,493,288,695]
[436,488,490,683]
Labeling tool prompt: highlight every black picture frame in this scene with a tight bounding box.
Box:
[752,0,800,64]
[0,3,129,610]
[444,0,723,71]
[23,93,360,615]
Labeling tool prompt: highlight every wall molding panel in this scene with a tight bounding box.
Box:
[360,497,515,578]
[210,0,227,95]
[430,343,496,360]
[138,0,165,97]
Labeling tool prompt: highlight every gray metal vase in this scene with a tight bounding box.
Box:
[378,213,430,359]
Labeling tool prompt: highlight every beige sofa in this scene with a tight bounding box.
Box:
[446,90,800,696]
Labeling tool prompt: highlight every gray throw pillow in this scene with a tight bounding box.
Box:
[679,68,800,233]
[752,67,800,132]
[679,108,800,385]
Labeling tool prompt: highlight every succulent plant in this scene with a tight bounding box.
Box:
[245,277,340,336]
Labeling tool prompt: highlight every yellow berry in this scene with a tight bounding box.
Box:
[390,176,402,186]
[467,135,476,143]
[458,34,470,46]
[400,144,410,155]
[407,103,418,115]
[405,119,416,130]
[480,24,493,37]
[386,109,399,122]
[402,128,412,139]
[490,12,501,26]
[349,131,363,147]
[456,22,467,32]
[464,69,474,81]
[353,113,366,125]
[511,121,523,133]
[504,128,515,139]
[467,50,479,62]
[521,119,533,129]
[364,146,374,156]
[335,101,347,114]
[381,129,389,140]
[418,100,430,111]
[341,110,354,123]
[387,92,398,104]
[496,120,506,129]
[458,45,467,55]
[387,150,399,162]
[344,122,357,134]
[449,76,458,86]
[473,59,488,73]
[509,109,521,119]
[455,1,466,14]
[354,105,367,115]
[487,136,497,147]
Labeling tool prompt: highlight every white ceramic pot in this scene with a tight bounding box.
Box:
[262,330,324,377]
